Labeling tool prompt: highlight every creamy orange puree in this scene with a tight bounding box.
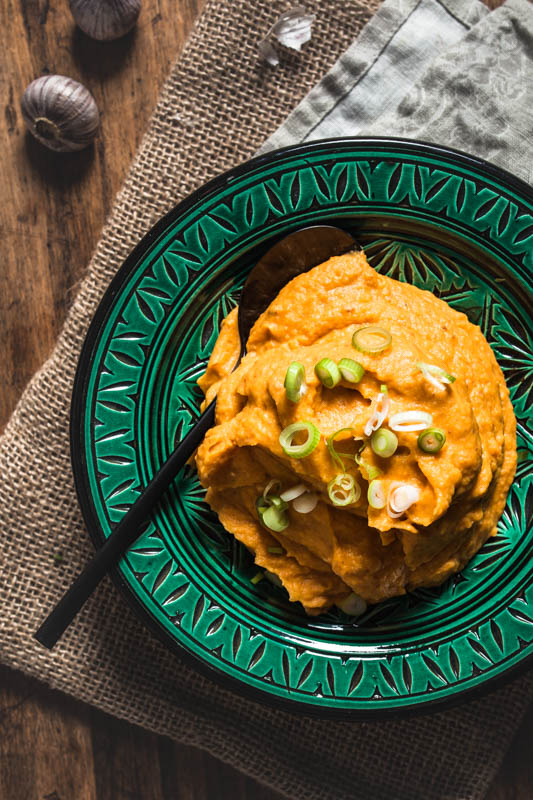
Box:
[195,250,516,615]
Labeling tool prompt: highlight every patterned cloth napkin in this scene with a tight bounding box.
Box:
[1,0,533,798]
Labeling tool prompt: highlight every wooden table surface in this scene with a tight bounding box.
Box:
[1,0,532,798]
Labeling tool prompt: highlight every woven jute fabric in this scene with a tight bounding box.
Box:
[2,1,533,798]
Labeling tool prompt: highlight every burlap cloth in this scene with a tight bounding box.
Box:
[2,1,533,798]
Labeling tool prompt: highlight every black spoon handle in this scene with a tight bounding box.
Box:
[34,399,217,650]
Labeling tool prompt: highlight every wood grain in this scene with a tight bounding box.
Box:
[0,0,532,798]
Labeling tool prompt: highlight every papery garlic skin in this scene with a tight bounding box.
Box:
[69,0,141,41]
[21,76,99,152]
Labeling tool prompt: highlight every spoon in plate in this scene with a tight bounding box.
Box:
[34,224,357,649]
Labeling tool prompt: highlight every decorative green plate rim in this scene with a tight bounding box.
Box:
[71,137,533,718]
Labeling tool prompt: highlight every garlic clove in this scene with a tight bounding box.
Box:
[69,0,141,41]
[21,75,99,152]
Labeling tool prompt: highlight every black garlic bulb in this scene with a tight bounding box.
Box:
[69,0,141,41]
[21,75,99,153]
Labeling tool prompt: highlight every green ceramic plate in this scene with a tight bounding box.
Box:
[71,138,533,717]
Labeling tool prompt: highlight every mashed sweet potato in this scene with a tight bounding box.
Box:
[195,250,516,615]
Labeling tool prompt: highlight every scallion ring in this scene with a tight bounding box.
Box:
[315,358,341,388]
[326,427,359,471]
[292,492,318,514]
[352,326,392,353]
[280,483,307,502]
[269,496,289,512]
[267,546,284,555]
[365,464,383,481]
[387,483,420,519]
[279,421,320,459]
[418,427,446,453]
[389,410,433,432]
[327,473,361,506]
[256,496,270,516]
[337,593,367,616]
[363,389,390,437]
[355,447,383,482]
[264,570,283,587]
[417,361,456,390]
[367,479,386,509]
[262,505,290,531]
[251,572,264,585]
[370,428,398,458]
[262,478,280,499]
[338,357,365,383]
[284,361,306,402]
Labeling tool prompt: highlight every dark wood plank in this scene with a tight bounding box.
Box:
[0,0,204,429]
[1,0,532,798]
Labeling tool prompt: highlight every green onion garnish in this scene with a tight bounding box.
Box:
[338,358,364,383]
[363,387,390,437]
[354,445,381,481]
[269,495,289,512]
[267,546,284,554]
[352,326,392,353]
[337,593,367,616]
[262,505,289,531]
[315,358,341,388]
[418,427,446,453]
[389,410,433,432]
[284,361,306,402]
[366,464,382,481]
[370,428,398,458]
[387,482,421,518]
[256,496,270,516]
[251,572,264,584]
[279,421,320,459]
[327,473,361,506]
[292,492,318,513]
[280,483,307,502]
[417,361,456,390]
[367,479,386,509]
[326,427,357,471]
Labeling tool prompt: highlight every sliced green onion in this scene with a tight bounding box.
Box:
[338,358,364,383]
[380,384,388,394]
[293,492,318,514]
[327,473,361,506]
[352,326,392,353]
[315,358,341,389]
[418,427,446,453]
[269,495,289,512]
[251,572,264,584]
[326,427,358,471]
[280,483,307,502]
[417,361,456,390]
[387,483,420,518]
[365,464,383,481]
[367,479,386,509]
[284,361,306,402]
[262,505,289,531]
[370,428,398,458]
[363,388,390,437]
[279,421,320,459]
[389,410,433,432]
[264,570,283,587]
[256,496,270,516]
[337,593,367,616]
[263,479,281,499]
[267,546,284,554]
[354,445,381,482]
